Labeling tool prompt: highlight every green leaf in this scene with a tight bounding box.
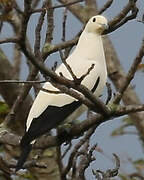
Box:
[111,116,134,137]
[137,64,144,72]
[119,174,131,180]
[108,102,119,112]
[122,116,133,125]
[133,159,144,165]
[0,101,9,114]
[0,101,9,123]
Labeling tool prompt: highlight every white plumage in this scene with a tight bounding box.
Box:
[16,15,108,171]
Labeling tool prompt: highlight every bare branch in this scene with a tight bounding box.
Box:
[32,0,84,13]
[0,156,47,171]
[19,0,32,42]
[61,128,95,179]
[114,38,144,104]
[104,0,138,34]
[34,5,46,56]
[129,173,144,180]
[41,88,61,94]
[59,50,78,81]
[85,0,96,7]
[51,81,105,115]
[112,104,144,116]
[44,0,54,44]
[18,38,110,116]
[0,80,46,84]
[62,8,67,42]
[105,82,112,105]
[61,142,72,159]
[1,104,144,150]
[78,140,96,179]
[13,44,22,78]
[78,64,95,83]
[60,51,95,86]
[92,154,120,180]
[0,38,18,44]
[98,0,113,15]
[42,35,79,59]
[110,0,137,27]
[32,0,40,9]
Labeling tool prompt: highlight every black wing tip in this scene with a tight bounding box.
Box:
[15,159,24,172]
[15,144,32,172]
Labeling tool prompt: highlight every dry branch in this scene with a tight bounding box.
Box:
[1,104,144,150]
[98,0,113,15]
[34,5,46,56]
[92,154,120,180]
[114,38,144,104]
[32,0,84,13]
[44,0,54,44]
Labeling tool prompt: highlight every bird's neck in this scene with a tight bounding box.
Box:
[73,31,105,64]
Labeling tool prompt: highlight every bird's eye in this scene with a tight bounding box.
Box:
[92,18,96,22]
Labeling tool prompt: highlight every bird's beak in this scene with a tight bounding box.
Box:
[101,23,109,30]
[96,23,109,34]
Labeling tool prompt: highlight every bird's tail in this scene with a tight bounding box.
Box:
[15,143,32,172]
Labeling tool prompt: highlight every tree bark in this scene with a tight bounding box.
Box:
[0,48,32,134]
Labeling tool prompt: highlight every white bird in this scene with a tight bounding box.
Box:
[16,15,108,171]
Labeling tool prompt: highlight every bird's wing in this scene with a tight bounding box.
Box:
[16,15,108,171]
[26,58,104,132]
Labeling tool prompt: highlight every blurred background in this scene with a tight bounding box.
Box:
[0,0,144,179]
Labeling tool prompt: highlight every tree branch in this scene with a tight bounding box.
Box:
[32,0,84,13]
[114,38,144,104]
[1,104,144,149]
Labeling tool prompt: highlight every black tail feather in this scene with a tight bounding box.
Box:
[15,144,32,172]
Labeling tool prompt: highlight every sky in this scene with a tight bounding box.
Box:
[0,0,144,179]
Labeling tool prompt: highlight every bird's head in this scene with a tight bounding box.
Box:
[85,15,108,34]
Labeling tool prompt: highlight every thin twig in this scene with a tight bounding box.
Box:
[44,0,54,44]
[19,0,32,42]
[61,142,72,159]
[42,35,79,59]
[0,80,46,84]
[105,82,112,105]
[129,173,144,180]
[59,50,78,81]
[92,153,120,179]
[107,5,138,34]
[104,0,138,34]
[1,104,144,149]
[32,0,40,9]
[98,0,113,14]
[12,44,22,79]
[32,0,84,13]
[113,38,144,104]
[110,0,137,27]
[0,157,47,170]
[0,21,3,33]
[41,88,61,94]
[60,50,95,85]
[0,38,18,44]
[78,64,95,84]
[52,61,58,72]
[34,4,46,56]
[4,0,39,129]
[20,39,110,116]
[62,8,67,42]
[112,104,144,116]
[78,139,96,179]
[62,127,96,179]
